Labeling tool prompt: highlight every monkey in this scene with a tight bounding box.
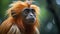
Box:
[0,0,40,34]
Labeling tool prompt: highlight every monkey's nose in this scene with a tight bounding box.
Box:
[30,13,33,16]
[30,15,33,17]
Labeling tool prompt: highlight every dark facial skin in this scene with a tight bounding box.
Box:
[22,8,36,23]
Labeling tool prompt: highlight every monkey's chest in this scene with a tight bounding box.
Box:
[7,24,37,34]
[7,24,22,34]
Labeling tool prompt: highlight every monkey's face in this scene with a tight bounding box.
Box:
[22,8,36,24]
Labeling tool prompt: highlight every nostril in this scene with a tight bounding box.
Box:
[32,18,34,20]
[30,17,34,20]
[30,15,32,16]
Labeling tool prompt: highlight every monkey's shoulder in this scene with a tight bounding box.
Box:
[7,24,21,34]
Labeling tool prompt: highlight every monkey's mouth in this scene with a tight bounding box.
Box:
[27,19,34,22]
[24,18,35,23]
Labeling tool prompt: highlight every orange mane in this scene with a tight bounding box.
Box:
[7,1,40,28]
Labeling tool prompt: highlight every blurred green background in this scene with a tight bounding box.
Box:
[0,0,60,34]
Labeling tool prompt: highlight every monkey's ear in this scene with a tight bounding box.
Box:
[11,10,17,18]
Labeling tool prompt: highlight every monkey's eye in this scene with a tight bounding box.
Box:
[31,9,35,14]
[24,9,29,14]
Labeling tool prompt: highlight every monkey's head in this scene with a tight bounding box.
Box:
[7,1,40,26]
[21,8,36,24]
